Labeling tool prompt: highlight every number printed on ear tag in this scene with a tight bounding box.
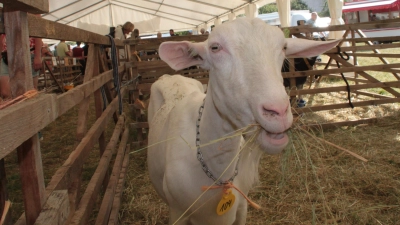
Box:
[216,189,236,216]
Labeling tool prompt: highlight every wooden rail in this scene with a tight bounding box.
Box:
[0,1,131,224]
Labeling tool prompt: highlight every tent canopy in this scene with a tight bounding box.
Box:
[42,0,275,36]
[342,0,400,13]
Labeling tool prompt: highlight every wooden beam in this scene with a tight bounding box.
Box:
[95,128,129,225]
[70,117,128,225]
[4,10,46,225]
[302,118,378,130]
[0,160,11,225]
[288,81,400,97]
[4,11,33,97]
[2,0,49,14]
[296,97,400,113]
[34,190,69,225]
[108,148,130,225]
[282,63,400,78]
[15,91,126,225]
[0,66,124,159]
[26,14,124,46]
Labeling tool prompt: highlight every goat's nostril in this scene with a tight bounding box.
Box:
[263,107,280,116]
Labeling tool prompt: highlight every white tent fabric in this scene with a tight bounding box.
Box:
[43,0,276,36]
[328,0,345,39]
[276,0,290,27]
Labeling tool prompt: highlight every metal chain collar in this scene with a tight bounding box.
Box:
[196,99,240,186]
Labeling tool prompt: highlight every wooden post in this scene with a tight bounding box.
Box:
[4,10,45,225]
[0,159,11,225]
[34,190,69,225]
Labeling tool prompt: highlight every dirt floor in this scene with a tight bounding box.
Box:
[120,102,400,225]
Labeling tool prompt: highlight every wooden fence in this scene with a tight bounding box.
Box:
[0,2,131,224]
[126,19,400,146]
[1,1,400,223]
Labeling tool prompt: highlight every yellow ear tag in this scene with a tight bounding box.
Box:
[283,28,291,38]
[216,189,236,216]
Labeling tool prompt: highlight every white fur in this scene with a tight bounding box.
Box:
[147,18,341,225]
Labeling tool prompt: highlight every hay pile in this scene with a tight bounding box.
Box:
[121,100,400,224]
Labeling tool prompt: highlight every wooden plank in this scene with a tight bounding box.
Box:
[328,54,400,97]
[130,122,149,129]
[0,160,11,225]
[76,44,98,141]
[15,90,126,225]
[4,10,46,225]
[354,90,391,99]
[0,66,124,159]
[95,128,130,225]
[34,190,69,225]
[288,81,400,97]
[2,0,49,14]
[70,117,128,225]
[108,149,130,225]
[302,118,378,130]
[17,137,46,225]
[4,11,33,97]
[26,14,124,46]
[124,35,208,46]
[282,63,400,78]
[296,97,400,113]
[346,53,400,58]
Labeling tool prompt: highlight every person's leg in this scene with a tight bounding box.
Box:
[0,59,11,99]
[31,53,40,90]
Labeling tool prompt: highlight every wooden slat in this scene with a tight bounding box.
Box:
[0,66,124,159]
[15,90,126,225]
[302,118,378,130]
[4,10,46,225]
[328,54,400,97]
[0,160,11,225]
[296,97,400,113]
[95,128,130,225]
[2,0,49,14]
[130,122,149,129]
[288,81,400,96]
[282,63,400,78]
[34,190,69,225]
[26,14,124,46]
[76,44,98,141]
[5,11,33,97]
[108,148,130,225]
[70,117,128,225]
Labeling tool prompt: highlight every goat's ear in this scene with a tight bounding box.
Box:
[159,41,207,70]
[285,38,341,58]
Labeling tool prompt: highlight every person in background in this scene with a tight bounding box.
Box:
[305,12,326,40]
[169,29,178,36]
[200,28,206,35]
[114,22,134,59]
[72,41,84,57]
[114,22,134,40]
[41,43,53,72]
[133,29,140,40]
[73,42,85,74]
[0,32,43,100]
[56,40,72,58]
[305,12,318,27]
[157,32,162,39]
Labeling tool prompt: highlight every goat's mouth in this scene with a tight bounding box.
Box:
[263,129,289,146]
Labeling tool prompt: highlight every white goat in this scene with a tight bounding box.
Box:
[147,18,340,225]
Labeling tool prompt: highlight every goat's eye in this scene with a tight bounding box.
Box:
[210,43,222,52]
[283,46,287,51]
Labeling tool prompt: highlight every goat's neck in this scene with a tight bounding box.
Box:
[198,88,242,184]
